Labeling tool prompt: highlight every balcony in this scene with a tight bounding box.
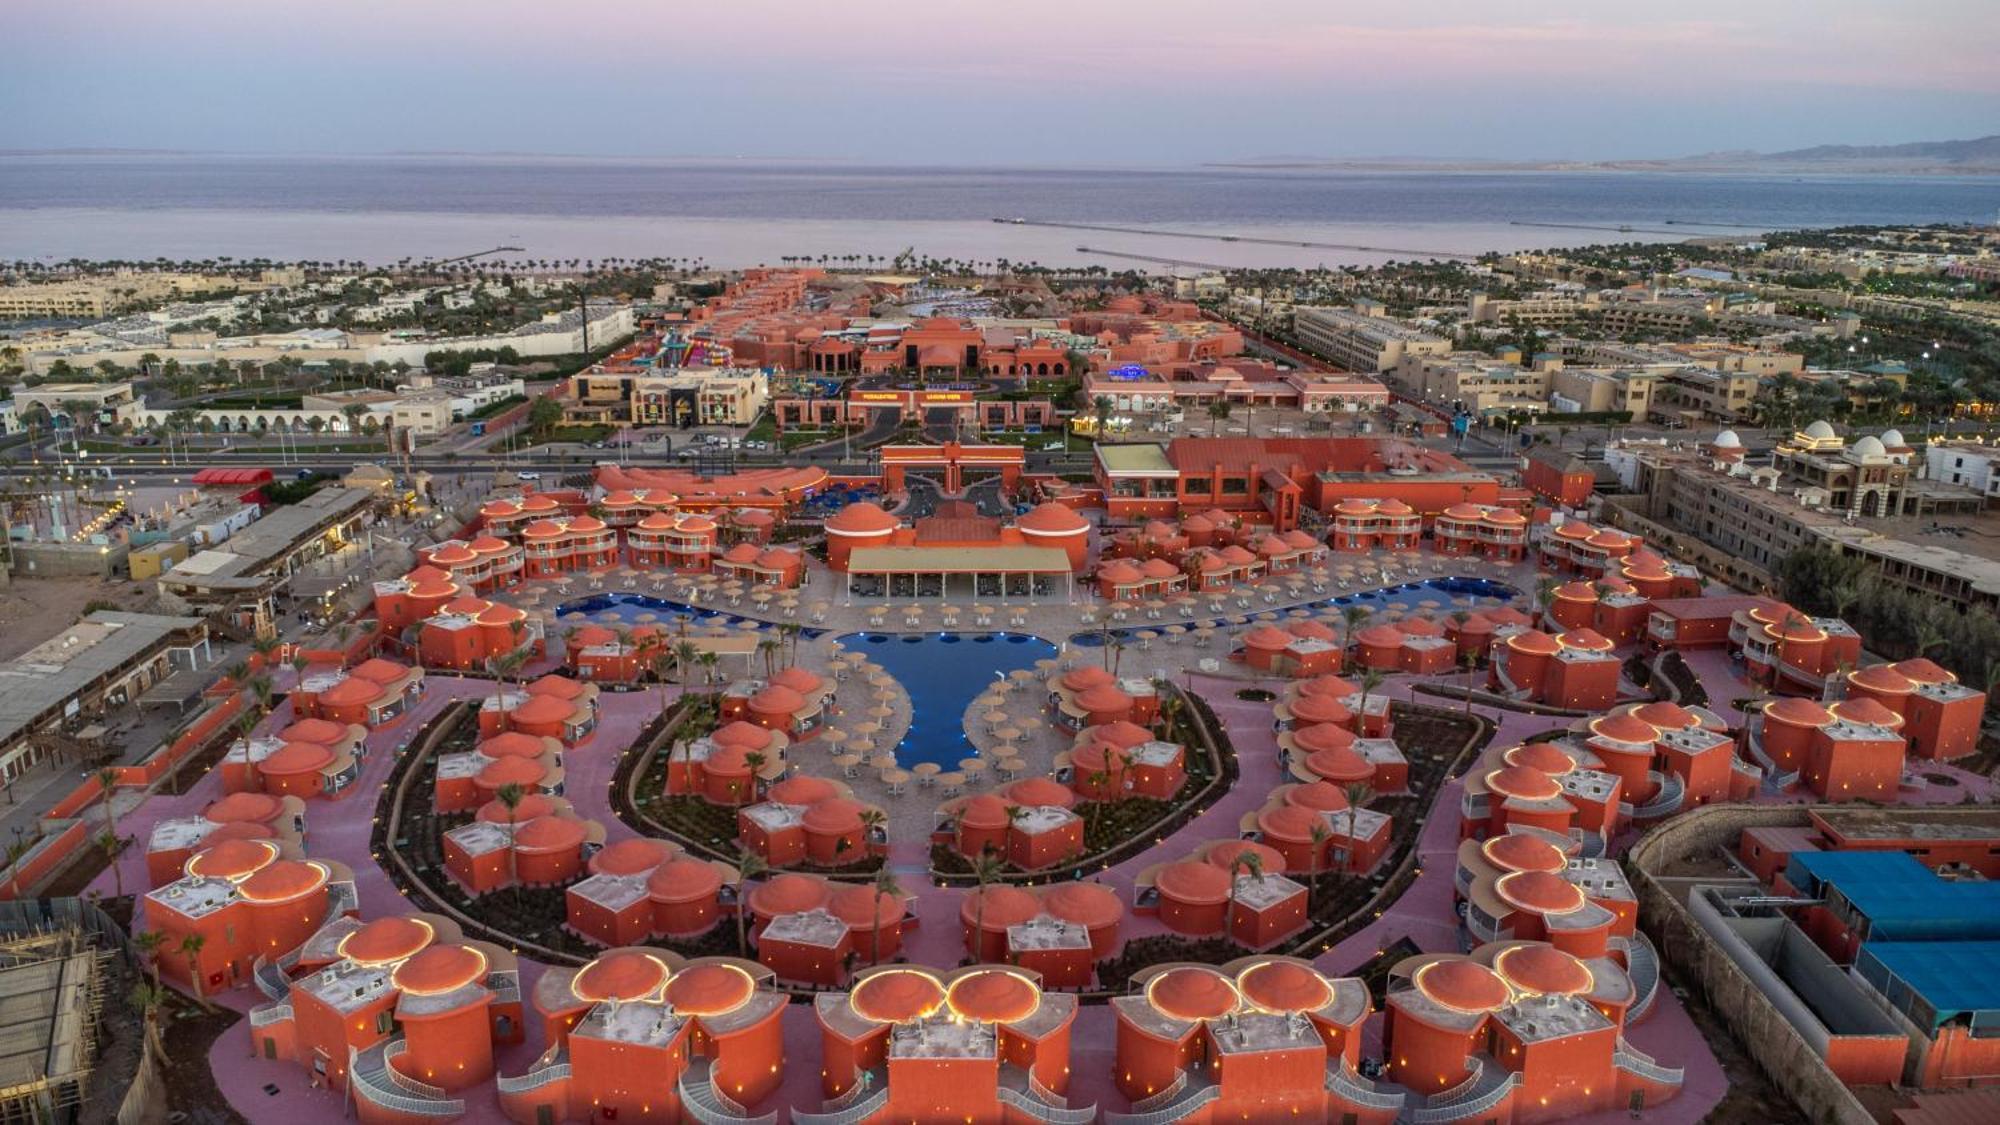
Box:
[1628,771,1685,820]
[1621,932,1663,1021]
[681,1059,781,1124]
[1326,1061,1405,1112]
[348,1040,464,1118]
[1409,1059,1520,1123]
[496,1049,570,1095]
[1103,1079,1220,1125]
[1614,1040,1685,1087]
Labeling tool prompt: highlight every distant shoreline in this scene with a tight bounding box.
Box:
[1204,160,2000,176]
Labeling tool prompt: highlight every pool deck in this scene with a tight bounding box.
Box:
[98,549,1769,1123]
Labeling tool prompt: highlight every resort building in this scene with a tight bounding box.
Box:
[738,775,887,869]
[145,842,355,997]
[1746,696,1909,802]
[1487,628,1622,711]
[290,658,425,728]
[477,673,600,744]
[157,486,376,638]
[145,790,308,888]
[1063,719,1187,801]
[564,839,734,947]
[1247,780,1394,877]
[823,499,1089,602]
[432,730,568,814]
[746,873,908,985]
[1842,659,1988,760]
[1139,854,1312,948]
[1457,740,1627,849]
[1047,665,1161,731]
[442,808,605,896]
[407,593,543,671]
[959,881,1124,985]
[718,666,834,744]
[217,716,367,800]
[663,719,792,808]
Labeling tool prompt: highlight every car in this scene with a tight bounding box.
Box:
[515,471,541,480]
[1040,440,1066,451]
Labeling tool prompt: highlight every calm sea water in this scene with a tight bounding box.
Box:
[0,155,1994,268]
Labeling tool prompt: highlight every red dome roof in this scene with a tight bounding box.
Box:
[1356,624,1404,647]
[749,874,829,918]
[1486,765,1563,802]
[1495,945,1592,996]
[1039,882,1124,930]
[350,658,410,684]
[479,732,551,759]
[589,837,677,876]
[1495,870,1588,915]
[186,838,278,881]
[260,741,333,775]
[1553,521,1594,541]
[1018,503,1088,535]
[1206,840,1287,876]
[770,666,824,695]
[1244,626,1294,650]
[528,674,588,700]
[712,721,774,749]
[1288,693,1351,726]
[1307,746,1374,784]
[800,798,865,835]
[1090,720,1154,749]
[960,886,1041,932]
[1257,804,1326,844]
[469,535,510,553]
[1077,684,1133,714]
[280,718,350,744]
[1139,558,1181,579]
[1894,658,1954,685]
[1097,561,1143,585]
[1415,960,1510,1012]
[1003,777,1075,808]
[392,944,487,996]
[478,792,557,825]
[1285,781,1351,814]
[647,859,724,904]
[511,815,587,854]
[829,883,905,929]
[1147,966,1238,1021]
[238,860,327,903]
[1588,713,1659,745]
[851,970,944,1023]
[1506,631,1562,656]
[1298,674,1357,699]
[1442,503,1484,521]
[947,970,1040,1024]
[200,821,273,845]
[1830,697,1904,729]
[342,916,435,964]
[826,502,899,535]
[1848,665,1915,694]
[1291,721,1357,754]
[428,544,477,566]
[1481,833,1567,874]
[722,543,761,564]
[768,776,839,806]
[665,962,756,1015]
[956,794,1010,830]
[1238,961,1333,1013]
[205,791,283,824]
[748,685,806,715]
[1557,628,1613,652]
[509,695,573,726]
[1764,697,1835,728]
[1631,702,1697,730]
[1503,743,1574,776]
[321,677,384,707]
[572,950,669,1002]
[1060,666,1114,693]
[477,755,548,789]
[1155,860,1232,905]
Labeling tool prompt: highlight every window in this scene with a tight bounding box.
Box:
[1220,477,1248,496]
[376,1011,394,1035]
[1184,478,1210,495]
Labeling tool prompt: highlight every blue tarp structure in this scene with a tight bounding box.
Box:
[1786,851,2000,942]
[1856,941,2000,1032]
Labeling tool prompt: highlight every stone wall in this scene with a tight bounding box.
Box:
[1627,802,1876,1125]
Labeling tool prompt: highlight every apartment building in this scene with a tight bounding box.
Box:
[1549,367,1659,416]
[1292,306,1449,373]
[567,367,770,427]
[1393,352,1550,414]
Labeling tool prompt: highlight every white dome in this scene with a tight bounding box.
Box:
[1851,435,1887,457]
[1804,420,1837,440]
[1711,430,1742,449]
[1880,429,1906,448]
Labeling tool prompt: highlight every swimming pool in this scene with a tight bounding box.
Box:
[1068,575,1519,646]
[839,631,1058,769]
[554,592,828,639]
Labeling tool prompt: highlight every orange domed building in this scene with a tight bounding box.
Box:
[1111,958,1396,1120]
[1749,693,1908,801]
[1487,627,1621,711]
[478,673,599,743]
[442,808,605,896]
[218,717,366,799]
[244,911,524,1114]
[433,731,565,814]
[500,950,787,1125]
[738,781,887,868]
[145,845,354,997]
[662,720,791,807]
[805,966,1088,1123]
[291,658,425,727]
[958,880,1124,988]
[1842,658,1988,761]
[940,790,1084,871]
[1330,497,1422,552]
[745,872,908,987]
[144,793,307,889]
[563,838,739,946]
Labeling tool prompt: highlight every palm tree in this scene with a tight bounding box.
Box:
[133,930,166,987]
[495,782,526,903]
[858,808,886,858]
[96,829,125,898]
[757,638,780,679]
[1306,821,1330,911]
[486,649,531,721]
[735,853,770,956]
[1109,749,1133,804]
[179,934,210,1009]
[969,851,1007,962]
[1340,783,1375,874]
[1340,605,1371,661]
[697,651,721,689]
[94,767,121,892]
[743,752,767,802]
[1355,669,1386,730]
[672,640,701,685]
[4,838,31,901]
[868,867,900,966]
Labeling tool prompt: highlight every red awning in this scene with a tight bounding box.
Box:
[192,467,274,486]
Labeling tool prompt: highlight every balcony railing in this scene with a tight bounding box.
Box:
[788,1088,887,1125]
[1126,1071,1187,1113]
[1410,1064,1519,1123]
[1103,1082,1220,1125]
[349,1042,464,1118]
[251,956,291,1001]
[247,1000,292,1028]
[1326,1061,1406,1111]
[1614,1042,1685,1086]
[680,1060,781,1125]
[996,1086,1098,1124]
[496,1060,571,1095]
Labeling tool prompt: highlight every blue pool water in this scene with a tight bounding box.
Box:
[1068,575,1519,646]
[554,592,828,639]
[839,632,1058,769]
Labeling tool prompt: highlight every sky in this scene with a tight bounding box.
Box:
[3,0,1998,163]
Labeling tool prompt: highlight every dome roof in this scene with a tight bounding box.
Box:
[1147,966,1239,1021]
[747,685,806,715]
[1298,674,1357,699]
[665,962,756,1016]
[1205,840,1286,876]
[749,874,829,919]
[1018,503,1088,535]
[1764,696,1835,727]
[1288,693,1351,726]
[469,535,510,553]
[1503,743,1574,776]
[948,970,1041,1024]
[1557,628,1613,652]
[826,502,899,535]
[589,837,677,876]
[1090,720,1153,749]
[1139,558,1181,579]
[722,543,761,564]
[851,970,944,1023]
[768,776,838,806]
[350,658,411,684]
[712,721,775,749]
[1486,765,1563,802]
[1243,626,1294,650]
[1495,870,1588,915]
[1292,719,1359,756]
[512,815,587,854]
[1077,684,1133,714]
[342,916,435,965]
[1805,420,1837,440]
[1553,521,1594,540]
[1830,696,1905,729]
[1711,429,1742,448]
[572,950,669,1002]
[800,798,865,835]
[477,792,557,825]
[647,859,725,904]
[476,755,547,789]
[567,515,607,533]
[1003,777,1075,809]
[1060,666,1114,693]
[1238,961,1333,1013]
[321,678,384,707]
[205,791,283,824]
[1307,744,1374,784]
[960,886,1040,932]
[392,944,487,996]
[1355,624,1403,647]
[1286,780,1351,814]
[261,740,333,775]
[1155,860,1232,905]
[1442,503,1484,521]
[1415,960,1510,1013]
[1553,581,1598,602]
[479,732,551,759]
[1894,657,1955,685]
[1852,435,1887,457]
[770,666,824,695]
[1848,664,1915,694]
[508,695,574,725]
[1587,713,1658,746]
[1506,630,1562,656]
[1481,833,1567,875]
[1257,804,1326,844]
[957,794,1011,830]
[829,883,905,929]
[1495,945,1593,996]
[528,674,588,700]
[1039,882,1124,930]
[1097,561,1143,585]
[200,821,273,845]
[1631,702,1697,730]
[1880,428,1907,448]
[428,544,476,566]
[238,860,327,903]
[280,718,351,744]
[185,838,279,882]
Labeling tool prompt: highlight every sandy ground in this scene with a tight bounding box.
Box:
[0,573,160,661]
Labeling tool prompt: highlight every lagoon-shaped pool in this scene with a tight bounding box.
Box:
[840,631,1058,770]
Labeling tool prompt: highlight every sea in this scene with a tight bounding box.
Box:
[0,155,1996,269]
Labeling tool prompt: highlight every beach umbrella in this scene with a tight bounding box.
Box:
[1007,669,1035,684]
[912,762,941,784]
[879,767,910,789]
[870,753,899,771]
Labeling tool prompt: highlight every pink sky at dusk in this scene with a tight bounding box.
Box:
[4,0,1996,161]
